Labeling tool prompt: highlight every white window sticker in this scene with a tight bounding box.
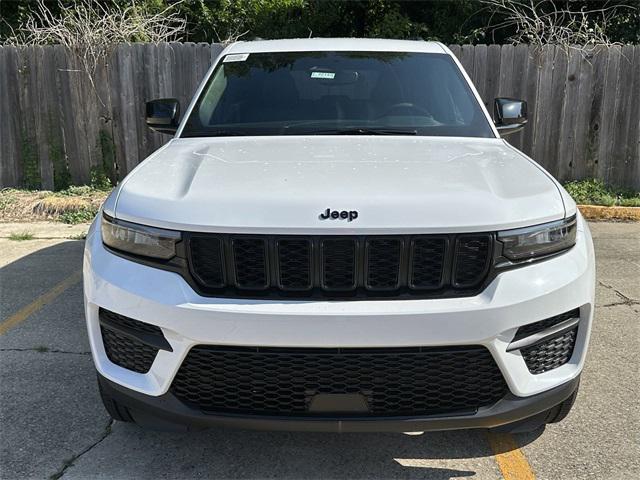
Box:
[311,71,336,79]
[223,53,250,63]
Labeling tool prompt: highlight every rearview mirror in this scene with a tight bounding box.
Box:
[494,98,527,136]
[146,98,180,135]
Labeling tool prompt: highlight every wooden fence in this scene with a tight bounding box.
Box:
[0,43,638,190]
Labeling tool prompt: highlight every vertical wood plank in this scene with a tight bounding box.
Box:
[584,46,608,180]
[460,44,476,79]
[608,45,635,188]
[17,46,41,188]
[543,47,569,177]
[597,46,621,183]
[0,47,22,187]
[115,44,141,176]
[626,46,640,189]
[532,45,556,169]
[556,48,582,182]
[472,44,488,104]
[32,46,54,190]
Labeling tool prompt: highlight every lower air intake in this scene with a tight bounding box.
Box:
[521,327,578,375]
[170,345,508,417]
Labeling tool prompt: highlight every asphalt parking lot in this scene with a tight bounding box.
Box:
[1,221,638,480]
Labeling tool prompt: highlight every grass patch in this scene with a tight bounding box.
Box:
[59,209,97,224]
[9,231,35,241]
[0,186,108,223]
[564,179,640,207]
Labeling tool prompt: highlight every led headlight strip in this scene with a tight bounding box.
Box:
[101,213,181,260]
[498,215,577,261]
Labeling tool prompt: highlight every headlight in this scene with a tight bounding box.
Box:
[498,215,577,261]
[101,214,180,259]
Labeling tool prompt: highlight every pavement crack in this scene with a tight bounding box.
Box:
[50,418,114,480]
[598,281,640,307]
[0,347,91,355]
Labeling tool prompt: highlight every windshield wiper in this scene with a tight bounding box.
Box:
[310,127,418,136]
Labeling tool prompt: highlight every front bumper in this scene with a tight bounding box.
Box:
[98,372,580,432]
[84,214,595,427]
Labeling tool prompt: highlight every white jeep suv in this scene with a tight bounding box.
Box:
[84,38,595,433]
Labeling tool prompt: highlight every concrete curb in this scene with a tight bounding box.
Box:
[578,205,640,222]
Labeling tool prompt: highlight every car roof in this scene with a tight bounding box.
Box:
[225,38,448,55]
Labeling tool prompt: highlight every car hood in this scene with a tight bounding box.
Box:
[111,136,566,234]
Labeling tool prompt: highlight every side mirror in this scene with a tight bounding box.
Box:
[146,98,180,135]
[494,98,527,136]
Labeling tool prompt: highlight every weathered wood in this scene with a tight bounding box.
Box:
[459,44,476,80]
[597,46,622,183]
[608,45,636,187]
[472,44,488,105]
[627,46,640,186]
[532,45,556,172]
[544,47,569,177]
[556,48,583,182]
[1,43,639,190]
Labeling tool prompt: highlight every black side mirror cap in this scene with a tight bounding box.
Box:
[146,98,180,135]
[494,98,527,136]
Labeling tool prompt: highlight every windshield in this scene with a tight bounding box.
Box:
[182,51,494,138]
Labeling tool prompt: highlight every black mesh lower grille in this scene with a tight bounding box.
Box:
[101,327,158,373]
[170,345,508,417]
[521,327,578,374]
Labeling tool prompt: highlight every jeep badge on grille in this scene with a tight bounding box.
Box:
[320,208,358,221]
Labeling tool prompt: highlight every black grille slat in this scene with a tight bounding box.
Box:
[521,327,578,374]
[233,238,268,289]
[453,235,491,288]
[321,239,357,290]
[366,239,402,290]
[189,236,225,288]
[277,239,312,290]
[514,309,580,342]
[99,308,163,337]
[187,233,493,298]
[171,345,508,417]
[410,238,446,289]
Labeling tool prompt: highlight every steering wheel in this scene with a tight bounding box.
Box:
[374,102,431,120]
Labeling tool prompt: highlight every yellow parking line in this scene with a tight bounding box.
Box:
[0,270,82,336]
[486,431,536,480]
